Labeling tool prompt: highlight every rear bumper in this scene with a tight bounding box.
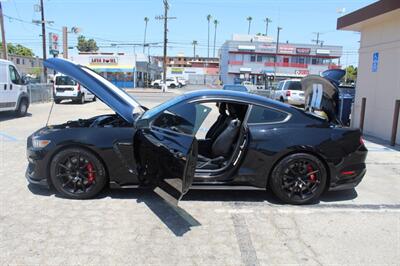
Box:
[54,92,82,101]
[286,97,305,106]
[328,145,368,191]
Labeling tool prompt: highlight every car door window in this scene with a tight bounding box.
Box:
[248,105,289,124]
[9,65,22,85]
[152,102,211,135]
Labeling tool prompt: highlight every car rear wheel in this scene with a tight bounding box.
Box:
[269,153,327,204]
[79,94,85,104]
[153,83,159,88]
[50,147,107,199]
[54,99,61,104]
[170,84,176,89]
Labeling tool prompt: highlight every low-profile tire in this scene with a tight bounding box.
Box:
[15,98,28,117]
[269,153,327,205]
[50,147,107,199]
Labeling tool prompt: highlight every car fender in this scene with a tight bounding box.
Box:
[16,91,30,110]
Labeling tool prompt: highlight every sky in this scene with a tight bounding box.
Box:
[2,0,376,67]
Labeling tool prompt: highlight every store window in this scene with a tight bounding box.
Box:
[250,55,256,62]
[257,55,263,62]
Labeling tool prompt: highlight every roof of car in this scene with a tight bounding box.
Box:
[182,89,293,111]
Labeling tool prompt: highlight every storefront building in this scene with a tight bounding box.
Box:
[337,0,400,145]
[219,34,342,85]
[71,53,161,88]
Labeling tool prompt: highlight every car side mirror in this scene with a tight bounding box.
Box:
[21,75,29,85]
[134,118,150,129]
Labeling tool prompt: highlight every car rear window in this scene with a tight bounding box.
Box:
[55,76,77,86]
[248,105,289,124]
[284,81,302,90]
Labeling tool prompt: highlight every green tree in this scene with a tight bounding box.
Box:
[1,43,35,57]
[77,35,99,52]
[345,65,358,83]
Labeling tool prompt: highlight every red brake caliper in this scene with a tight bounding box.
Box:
[86,163,95,184]
[307,164,316,182]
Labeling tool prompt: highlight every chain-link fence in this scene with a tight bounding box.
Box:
[28,84,53,104]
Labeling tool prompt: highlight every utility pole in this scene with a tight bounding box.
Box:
[156,0,176,92]
[264,17,272,36]
[0,2,7,60]
[312,32,323,46]
[274,27,282,80]
[62,26,68,59]
[40,0,47,82]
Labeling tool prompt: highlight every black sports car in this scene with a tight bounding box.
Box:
[26,58,367,204]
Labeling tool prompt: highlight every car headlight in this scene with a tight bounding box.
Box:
[32,139,51,148]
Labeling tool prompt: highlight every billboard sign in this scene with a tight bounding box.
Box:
[279,45,295,54]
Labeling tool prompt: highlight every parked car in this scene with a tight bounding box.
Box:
[177,78,187,87]
[53,74,95,104]
[27,58,367,205]
[273,79,305,106]
[0,59,30,116]
[222,84,249,92]
[151,77,181,88]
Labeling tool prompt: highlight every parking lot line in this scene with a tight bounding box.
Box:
[0,132,18,142]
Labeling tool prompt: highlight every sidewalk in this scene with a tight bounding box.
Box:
[124,87,171,93]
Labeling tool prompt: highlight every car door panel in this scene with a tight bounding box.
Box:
[135,127,198,205]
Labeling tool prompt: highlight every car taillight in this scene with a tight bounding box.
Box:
[77,84,81,92]
[286,91,291,96]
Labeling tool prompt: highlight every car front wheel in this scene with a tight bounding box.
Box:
[269,153,327,204]
[50,147,107,199]
[16,98,28,117]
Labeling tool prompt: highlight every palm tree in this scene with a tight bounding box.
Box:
[207,14,212,58]
[192,40,198,58]
[213,19,219,58]
[143,17,149,53]
[247,16,253,34]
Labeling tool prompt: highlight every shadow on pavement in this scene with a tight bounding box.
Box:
[28,184,358,236]
[0,112,32,122]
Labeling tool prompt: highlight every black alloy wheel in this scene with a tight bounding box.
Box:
[50,148,106,199]
[270,153,327,204]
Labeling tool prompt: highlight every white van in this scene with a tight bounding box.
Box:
[53,74,95,104]
[0,59,30,116]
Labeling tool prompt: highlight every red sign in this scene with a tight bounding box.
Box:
[278,45,295,54]
[296,48,311,54]
[295,70,309,76]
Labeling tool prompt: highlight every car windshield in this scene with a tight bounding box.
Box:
[140,94,187,120]
[55,76,77,86]
[223,85,247,92]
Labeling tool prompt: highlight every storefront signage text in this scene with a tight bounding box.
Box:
[90,57,118,65]
[296,48,311,54]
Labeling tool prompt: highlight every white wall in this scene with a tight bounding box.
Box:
[352,11,400,144]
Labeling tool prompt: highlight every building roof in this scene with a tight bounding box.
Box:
[337,0,400,30]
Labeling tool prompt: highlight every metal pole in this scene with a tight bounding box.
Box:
[390,100,400,146]
[40,0,47,82]
[274,27,282,81]
[265,18,271,36]
[62,26,68,59]
[359,97,366,132]
[213,20,217,58]
[162,0,168,92]
[0,3,7,60]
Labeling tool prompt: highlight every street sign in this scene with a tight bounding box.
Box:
[372,52,379,72]
[49,32,59,56]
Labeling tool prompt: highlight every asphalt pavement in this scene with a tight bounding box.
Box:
[0,86,399,265]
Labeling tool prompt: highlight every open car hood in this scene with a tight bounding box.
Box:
[301,69,344,122]
[44,58,142,123]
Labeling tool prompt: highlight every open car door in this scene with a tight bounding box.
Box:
[135,102,211,205]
